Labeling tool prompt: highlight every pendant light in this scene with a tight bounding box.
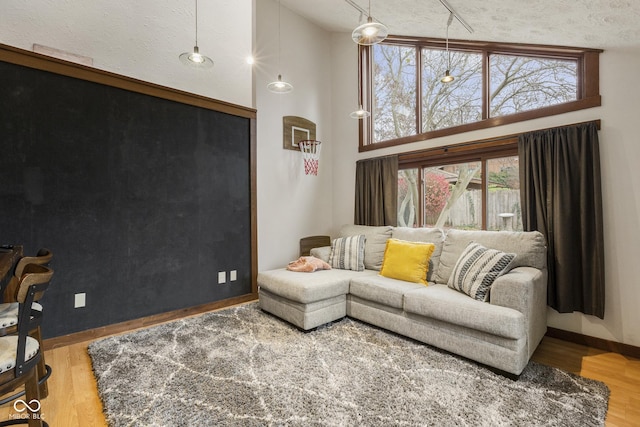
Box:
[440,12,455,84]
[267,0,293,93]
[179,0,213,68]
[350,51,370,119]
[351,0,388,46]
[350,105,370,119]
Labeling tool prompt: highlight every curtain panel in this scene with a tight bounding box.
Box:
[518,121,605,318]
[354,155,398,226]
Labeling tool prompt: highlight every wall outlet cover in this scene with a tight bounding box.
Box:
[74,293,86,308]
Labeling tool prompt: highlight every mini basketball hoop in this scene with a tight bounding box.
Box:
[298,140,321,176]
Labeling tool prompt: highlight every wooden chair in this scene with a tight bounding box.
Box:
[0,249,53,399]
[0,264,52,427]
[299,235,331,257]
[2,249,52,303]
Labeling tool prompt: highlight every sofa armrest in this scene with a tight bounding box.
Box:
[490,266,548,357]
[310,246,332,263]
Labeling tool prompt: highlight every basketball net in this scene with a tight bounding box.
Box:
[298,140,321,176]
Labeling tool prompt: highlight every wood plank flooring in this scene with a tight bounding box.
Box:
[1,332,638,426]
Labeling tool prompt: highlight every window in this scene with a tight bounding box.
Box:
[373,44,417,142]
[489,54,577,117]
[421,49,482,131]
[360,37,601,151]
[397,140,522,231]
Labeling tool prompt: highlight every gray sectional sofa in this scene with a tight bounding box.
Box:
[258,225,548,376]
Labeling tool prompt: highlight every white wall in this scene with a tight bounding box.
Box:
[330,38,640,347]
[0,0,253,107]
[255,0,334,270]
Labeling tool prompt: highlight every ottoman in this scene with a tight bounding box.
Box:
[258,268,377,330]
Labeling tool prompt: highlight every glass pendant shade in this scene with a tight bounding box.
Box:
[350,105,371,119]
[179,46,214,68]
[267,74,293,94]
[441,69,454,83]
[352,17,388,45]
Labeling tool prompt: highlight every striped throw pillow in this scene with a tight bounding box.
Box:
[447,242,515,301]
[329,235,366,271]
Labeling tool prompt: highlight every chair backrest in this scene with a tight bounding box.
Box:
[16,264,53,305]
[14,248,52,278]
[12,264,53,378]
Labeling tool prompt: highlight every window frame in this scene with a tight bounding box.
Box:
[359,36,602,152]
[398,136,519,230]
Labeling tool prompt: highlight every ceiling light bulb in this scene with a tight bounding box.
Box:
[190,52,204,63]
[363,25,378,37]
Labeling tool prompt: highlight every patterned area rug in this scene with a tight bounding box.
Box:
[89,303,609,426]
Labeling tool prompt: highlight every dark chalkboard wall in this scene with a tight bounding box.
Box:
[0,45,257,339]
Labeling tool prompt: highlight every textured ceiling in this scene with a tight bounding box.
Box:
[279,0,640,49]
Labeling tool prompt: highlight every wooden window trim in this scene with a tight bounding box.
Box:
[360,36,602,153]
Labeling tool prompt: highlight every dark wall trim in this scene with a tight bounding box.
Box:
[546,327,640,360]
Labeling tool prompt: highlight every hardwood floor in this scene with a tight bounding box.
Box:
[1,333,638,426]
[531,336,640,426]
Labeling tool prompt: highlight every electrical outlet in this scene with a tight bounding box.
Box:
[218,271,226,284]
[74,293,86,308]
[230,270,237,281]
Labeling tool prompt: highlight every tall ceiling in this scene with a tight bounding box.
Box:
[279,0,640,49]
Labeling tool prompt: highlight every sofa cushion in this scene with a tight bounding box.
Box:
[258,268,377,304]
[350,274,426,308]
[434,229,546,285]
[380,239,435,285]
[391,227,445,281]
[339,225,392,271]
[447,242,515,301]
[403,285,526,339]
[310,246,331,263]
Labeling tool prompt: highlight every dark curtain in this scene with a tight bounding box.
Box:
[519,121,605,318]
[354,155,398,226]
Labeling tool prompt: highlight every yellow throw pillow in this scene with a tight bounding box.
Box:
[380,238,436,285]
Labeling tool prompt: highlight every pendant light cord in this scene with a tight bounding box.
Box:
[278,0,282,70]
[446,12,453,69]
[195,0,199,46]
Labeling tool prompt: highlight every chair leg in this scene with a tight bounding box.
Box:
[24,368,43,427]
[31,327,48,399]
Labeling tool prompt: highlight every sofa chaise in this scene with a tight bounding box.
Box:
[258,225,548,376]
